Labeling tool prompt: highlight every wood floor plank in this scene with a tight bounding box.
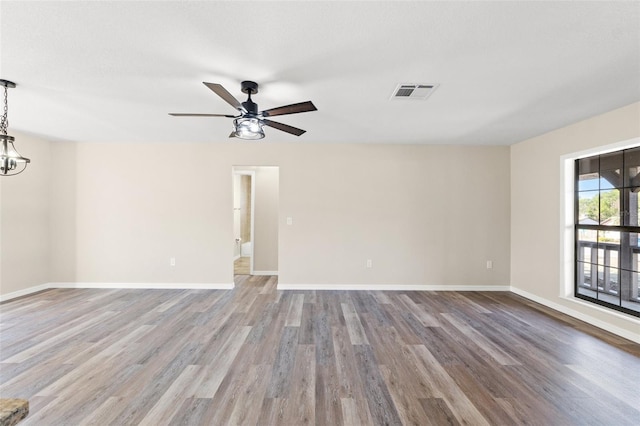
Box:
[24,363,142,425]
[259,276,278,294]
[258,397,288,425]
[313,298,343,425]
[419,397,462,426]
[565,363,640,414]
[380,364,432,426]
[315,363,343,426]
[354,292,393,327]
[167,397,211,426]
[193,326,251,398]
[153,290,192,313]
[285,293,305,327]
[397,293,441,327]
[225,363,272,426]
[443,364,522,425]
[340,397,359,426]
[138,364,202,425]
[379,301,425,345]
[440,312,521,366]
[3,310,119,363]
[331,325,374,424]
[0,346,83,397]
[265,326,299,398]
[18,395,55,420]
[340,301,369,345]
[198,347,258,424]
[109,342,202,425]
[353,344,403,426]
[313,299,335,366]
[298,302,316,344]
[371,290,393,305]
[280,344,316,425]
[203,358,269,425]
[0,276,638,425]
[408,344,491,425]
[78,396,127,426]
[249,311,288,365]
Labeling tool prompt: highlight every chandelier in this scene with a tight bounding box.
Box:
[1,79,30,176]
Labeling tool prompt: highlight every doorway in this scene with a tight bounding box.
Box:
[233,170,255,275]
[232,166,279,277]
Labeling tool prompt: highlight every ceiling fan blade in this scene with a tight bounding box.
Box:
[262,119,306,136]
[203,82,243,111]
[261,101,317,117]
[169,113,236,117]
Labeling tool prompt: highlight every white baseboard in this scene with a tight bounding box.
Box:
[277,283,510,291]
[510,286,640,344]
[0,283,52,302]
[252,271,279,276]
[233,255,241,261]
[52,282,235,290]
[1,282,235,302]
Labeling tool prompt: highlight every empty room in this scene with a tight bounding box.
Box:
[0,1,639,425]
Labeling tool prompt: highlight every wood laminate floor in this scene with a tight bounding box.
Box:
[1,276,639,425]
[234,257,250,276]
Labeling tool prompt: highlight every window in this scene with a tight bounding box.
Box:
[575,147,640,316]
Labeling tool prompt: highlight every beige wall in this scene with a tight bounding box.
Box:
[511,102,640,338]
[1,138,510,294]
[50,141,77,282]
[252,166,278,272]
[52,142,230,284]
[0,132,51,295]
[43,142,510,288]
[280,144,510,286]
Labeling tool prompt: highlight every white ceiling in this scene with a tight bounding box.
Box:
[1,1,639,145]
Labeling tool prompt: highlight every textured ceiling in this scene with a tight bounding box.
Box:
[1,1,639,145]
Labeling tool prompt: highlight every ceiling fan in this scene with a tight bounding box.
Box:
[170,81,317,140]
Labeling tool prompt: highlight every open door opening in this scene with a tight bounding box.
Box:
[232,166,279,277]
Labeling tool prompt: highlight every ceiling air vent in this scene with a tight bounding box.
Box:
[391,83,439,100]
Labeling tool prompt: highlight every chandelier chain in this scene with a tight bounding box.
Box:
[0,85,7,135]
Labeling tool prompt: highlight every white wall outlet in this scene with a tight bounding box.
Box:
[170,257,176,267]
[486,260,493,269]
[366,259,373,268]
[286,217,293,226]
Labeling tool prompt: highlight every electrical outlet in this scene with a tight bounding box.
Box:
[170,257,176,267]
[486,260,493,269]
[286,217,293,225]
[366,259,372,268]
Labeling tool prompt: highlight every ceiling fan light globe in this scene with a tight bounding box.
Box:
[233,118,265,140]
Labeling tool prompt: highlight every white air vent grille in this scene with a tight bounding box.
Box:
[391,83,439,100]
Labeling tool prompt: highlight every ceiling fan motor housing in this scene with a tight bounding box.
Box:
[242,99,259,115]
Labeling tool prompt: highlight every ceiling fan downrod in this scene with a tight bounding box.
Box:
[241,81,259,115]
